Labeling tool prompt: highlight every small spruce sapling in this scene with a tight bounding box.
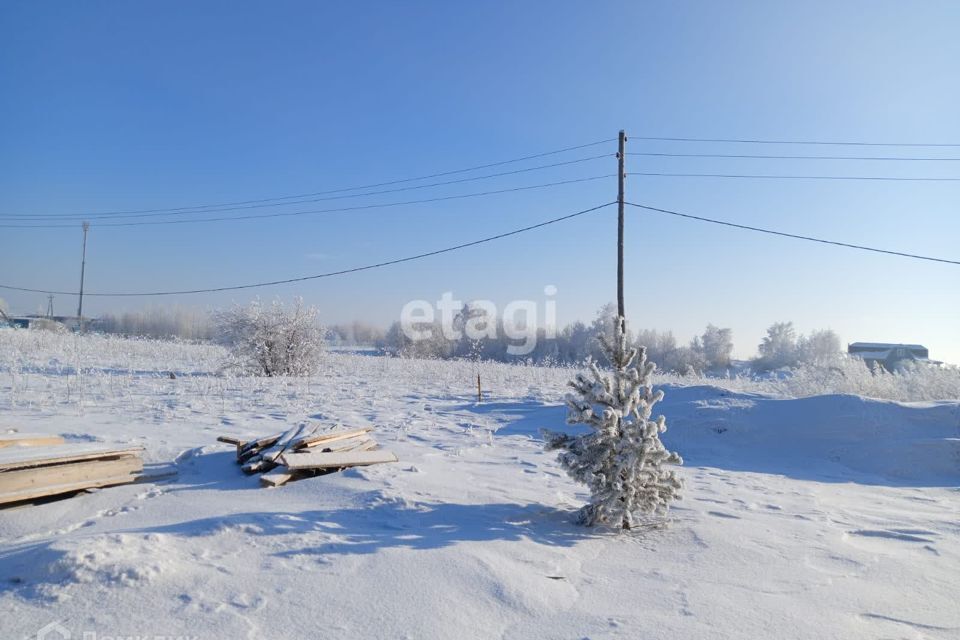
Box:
[543,317,683,529]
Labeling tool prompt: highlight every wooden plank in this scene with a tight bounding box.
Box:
[242,424,312,474]
[0,433,66,449]
[0,456,143,494]
[260,466,296,487]
[237,432,283,463]
[216,436,243,445]
[135,463,178,483]
[288,425,349,449]
[261,467,336,487]
[260,424,310,463]
[280,449,397,470]
[314,435,373,453]
[291,427,373,450]
[0,445,144,472]
[0,472,141,506]
[241,455,266,475]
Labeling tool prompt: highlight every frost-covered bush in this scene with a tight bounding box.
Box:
[633,324,732,374]
[382,319,455,359]
[753,322,799,371]
[796,329,841,365]
[767,356,960,401]
[28,318,69,334]
[214,298,324,376]
[543,318,683,529]
[753,323,843,371]
[698,324,734,369]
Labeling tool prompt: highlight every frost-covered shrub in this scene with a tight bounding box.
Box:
[796,329,841,365]
[382,320,454,359]
[767,356,960,401]
[214,298,324,376]
[753,323,843,371]
[753,322,799,371]
[699,324,734,369]
[633,324,732,375]
[543,318,683,529]
[29,318,69,333]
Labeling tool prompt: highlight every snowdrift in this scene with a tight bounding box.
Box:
[659,386,960,485]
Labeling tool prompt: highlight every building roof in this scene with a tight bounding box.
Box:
[848,342,926,350]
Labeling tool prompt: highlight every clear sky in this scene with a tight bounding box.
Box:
[1,1,958,363]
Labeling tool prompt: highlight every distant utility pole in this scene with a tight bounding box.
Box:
[46,295,54,318]
[77,221,90,332]
[617,129,626,325]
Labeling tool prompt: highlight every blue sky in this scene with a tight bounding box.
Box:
[1,1,958,362]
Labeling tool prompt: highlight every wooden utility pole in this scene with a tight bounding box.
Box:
[77,221,89,333]
[617,130,626,323]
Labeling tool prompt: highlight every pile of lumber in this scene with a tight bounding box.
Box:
[0,433,145,506]
[218,423,397,488]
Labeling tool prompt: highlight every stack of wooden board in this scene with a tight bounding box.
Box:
[218,424,397,488]
[0,434,145,506]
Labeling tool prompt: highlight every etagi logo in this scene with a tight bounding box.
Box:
[36,621,71,640]
[399,286,558,356]
[34,622,198,640]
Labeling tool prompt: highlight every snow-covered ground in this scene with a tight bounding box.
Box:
[1,330,958,640]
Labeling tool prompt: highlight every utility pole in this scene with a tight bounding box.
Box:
[617,130,627,326]
[77,221,89,332]
[46,295,54,318]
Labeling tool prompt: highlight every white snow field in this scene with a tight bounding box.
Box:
[1,330,958,640]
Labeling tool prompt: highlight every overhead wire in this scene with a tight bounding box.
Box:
[2,138,616,218]
[0,202,618,296]
[628,172,960,182]
[1,154,613,221]
[0,175,617,228]
[625,202,960,265]
[627,136,960,147]
[626,152,960,161]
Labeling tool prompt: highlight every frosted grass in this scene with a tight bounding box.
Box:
[1,329,957,420]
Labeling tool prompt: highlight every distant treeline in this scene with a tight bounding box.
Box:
[82,302,842,374]
[379,303,842,374]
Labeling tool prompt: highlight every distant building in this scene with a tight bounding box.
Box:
[3,315,79,331]
[848,342,935,370]
[6,316,36,329]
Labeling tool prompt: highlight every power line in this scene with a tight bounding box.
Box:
[2,154,613,221]
[626,152,960,161]
[628,136,960,147]
[628,171,960,182]
[3,138,616,219]
[0,202,617,296]
[625,202,960,265]
[0,175,616,229]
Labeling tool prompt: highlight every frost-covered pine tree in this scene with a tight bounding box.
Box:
[543,317,683,529]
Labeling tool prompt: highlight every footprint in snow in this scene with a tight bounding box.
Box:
[859,612,958,633]
[848,529,936,543]
[843,528,942,556]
